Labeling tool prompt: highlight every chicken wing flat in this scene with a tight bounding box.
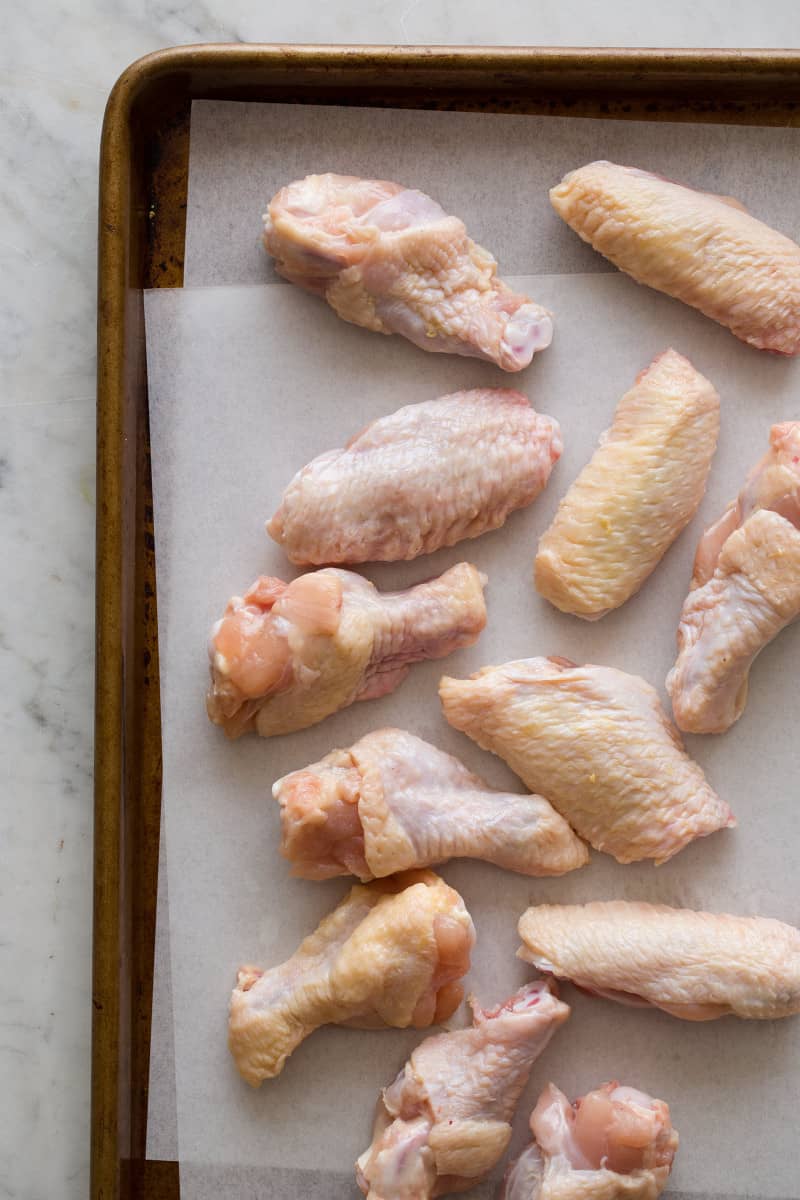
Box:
[268,389,562,565]
[439,657,733,864]
[356,980,570,1200]
[207,563,487,738]
[535,349,719,619]
[518,901,800,1020]
[667,508,800,733]
[264,174,552,370]
[691,421,800,588]
[229,871,474,1085]
[667,422,800,733]
[551,161,800,353]
[274,727,588,880]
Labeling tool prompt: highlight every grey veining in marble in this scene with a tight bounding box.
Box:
[1,2,800,1198]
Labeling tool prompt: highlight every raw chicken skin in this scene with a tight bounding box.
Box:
[501,1081,678,1200]
[517,901,800,1020]
[667,509,800,733]
[229,871,475,1085]
[268,389,563,565]
[691,421,800,587]
[274,727,588,880]
[439,657,733,864]
[534,349,719,619]
[355,980,570,1200]
[264,174,552,370]
[550,161,800,353]
[207,563,487,738]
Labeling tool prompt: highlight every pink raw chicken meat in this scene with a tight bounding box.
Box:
[667,422,800,733]
[264,174,552,370]
[274,727,588,881]
[501,1081,678,1200]
[517,900,800,1020]
[267,388,563,565]
[550,160,800,353]
[206,563,487,738]
[356,980,570,1200]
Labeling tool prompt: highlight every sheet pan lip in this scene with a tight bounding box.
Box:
[93,41,800,1200]
[101,43,800,98]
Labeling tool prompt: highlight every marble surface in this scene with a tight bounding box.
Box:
[1,3,799,1198]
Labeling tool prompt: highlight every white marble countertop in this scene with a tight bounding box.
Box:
[2,3,799,1197]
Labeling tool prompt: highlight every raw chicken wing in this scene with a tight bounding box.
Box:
[356,980,570,1200]
[518,901,800,1020]
[550,161,800,353]
[691,421,800,587]
[274,727,588,880]
[264,174,552,370]
[501,1081,678,1200]
[207,562,487,738]
[535,349,719,619]
[667,509,800,733]
[229,870,474,1085]
[268,389,563,565]
[667,422,800,733]
[439,657,733,864]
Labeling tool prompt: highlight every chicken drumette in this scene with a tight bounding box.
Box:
[207,563,487,737]
[274,728,588,880]
[501,1081,678,1200]
[229,871,474,1085]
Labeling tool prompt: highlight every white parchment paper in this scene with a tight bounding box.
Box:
[146,261,800,1198]
[183,100,800,287]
